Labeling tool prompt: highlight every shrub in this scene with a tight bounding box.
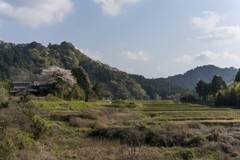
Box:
[0,81,9,104]
[145,131,169,147]
[0,128,35,158]
[189,134,207,147]
[89,127,147,147]
[20,91,30,103]
[118,128,146,147]
[180,149,196,160]
[0,102,9,108]
[90,126,207,148]
[32,115,50,139]
[208,151,219,160]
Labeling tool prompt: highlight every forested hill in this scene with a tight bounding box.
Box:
[166,65,238,89]
[0,41,237,99]
[0,41,185,99]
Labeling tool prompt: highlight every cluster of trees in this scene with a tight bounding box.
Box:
[40,66,113,101]
[195,75,226,100]
[215,69,240,107]
[196,69,240,107]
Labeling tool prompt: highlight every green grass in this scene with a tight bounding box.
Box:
[30,100,111,111]
[30,99,240,124]
[135,100,240,124]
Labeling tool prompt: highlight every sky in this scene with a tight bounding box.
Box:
[0,0,240,78]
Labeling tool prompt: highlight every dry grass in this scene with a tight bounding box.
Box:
[4,99,240,159]
[69,116,96,128]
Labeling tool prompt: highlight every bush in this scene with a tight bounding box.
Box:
[208,151,219,160]
[90,127,207,148]
[189,134,207,147]
[0,102,9,108]
[89,127,147,147]
[0,128,35,158]
[145,131,169,147]
[20,91,30,103]
[32,115,50,139]
[0,81,9,106]
[119,128,146,147]
[180,149,196,160]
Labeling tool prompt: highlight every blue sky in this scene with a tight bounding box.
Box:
[1,0,240,78]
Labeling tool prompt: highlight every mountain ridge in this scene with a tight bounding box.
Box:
[166,65,238,89]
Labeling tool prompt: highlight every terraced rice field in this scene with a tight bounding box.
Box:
[139,101,240,125]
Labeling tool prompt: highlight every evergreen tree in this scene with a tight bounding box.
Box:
[72,67,91,101]
[235,69,240,82]
[211,75,226,95]
[195,80,210,100]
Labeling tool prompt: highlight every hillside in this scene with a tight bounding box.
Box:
[166,65,238,89]
[0,41,184,99]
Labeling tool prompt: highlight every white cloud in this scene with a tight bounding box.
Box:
[0,0,73,27]
[191,11,240,42]
[94,0,141,16]
[191,11,221,32]
[80,48,103,61]
[198,26,240,42]
[121,50,151,62]
[175,51,240,67]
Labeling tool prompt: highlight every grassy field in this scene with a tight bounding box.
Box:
[2,98,240,159]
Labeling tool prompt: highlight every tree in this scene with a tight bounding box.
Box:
[72,67,91,101]
[71,83,85,100]
[42,66,76,86]
[93,82,112,100]
[0,81,9,107]
[211,75,226,96]
[41,66,76,99]
[235,69,240,82]
[195,80,210,100]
